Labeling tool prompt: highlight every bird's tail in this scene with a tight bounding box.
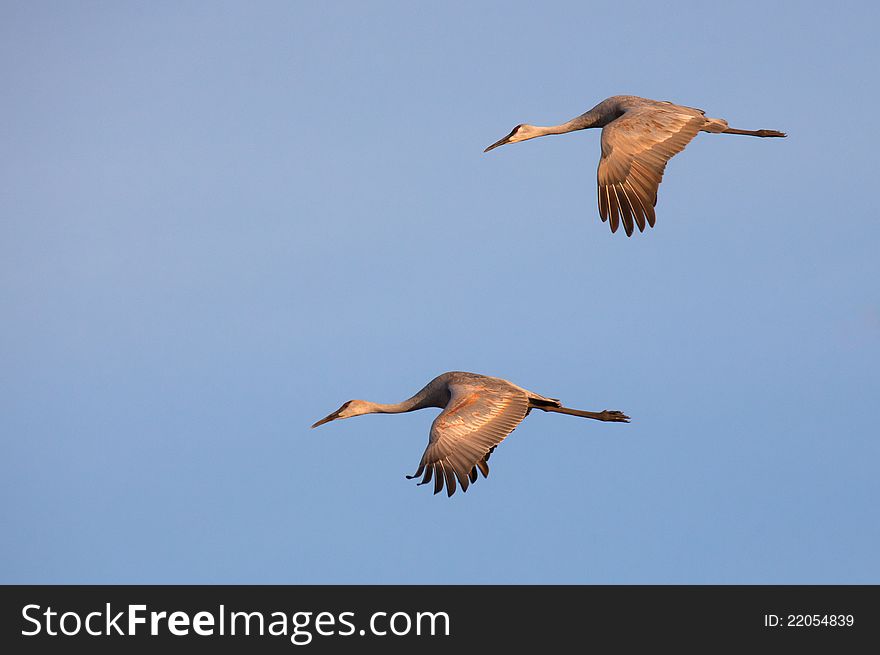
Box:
[701,117,730,133]
[539,405,630,423]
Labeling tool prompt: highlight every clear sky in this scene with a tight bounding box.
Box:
[2,1,878,584]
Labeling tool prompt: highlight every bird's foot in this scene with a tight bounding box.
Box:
[601,410,631,423]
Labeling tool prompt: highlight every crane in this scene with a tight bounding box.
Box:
[484,95,786,236]
[311,371,629,497]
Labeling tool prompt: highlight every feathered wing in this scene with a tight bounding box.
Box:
[407,383,530,497]
[597,104,706,236]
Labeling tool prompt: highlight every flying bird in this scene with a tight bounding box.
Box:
[311,371,629,497]
[484,95,786,236]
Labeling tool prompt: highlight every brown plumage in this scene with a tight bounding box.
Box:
[310,371,630,497]
[484,95,786,236]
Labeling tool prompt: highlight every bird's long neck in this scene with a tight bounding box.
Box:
[363,385,441,415]
[530,110,605,137]
[530,119,585,137]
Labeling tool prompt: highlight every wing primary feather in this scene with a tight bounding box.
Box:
[443,461,456,497]
[605,186,619,233]
[624,180,653,229]
[456,467,470,492]
[476,457,490,478]
[406,465,424,481]
[433,464,443,495]
[611,184,632,236]
[450,452,471,492]
[619,182,645,232]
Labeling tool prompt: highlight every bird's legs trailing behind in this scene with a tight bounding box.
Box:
[699,116,786,138]
[529,397,630,422]
[540,405,630,422]
[721,127,787,137]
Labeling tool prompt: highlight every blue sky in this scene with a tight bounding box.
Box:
[2,1,878,583]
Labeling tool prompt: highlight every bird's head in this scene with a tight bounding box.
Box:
[484,123,541,152]
[310,400,372,428]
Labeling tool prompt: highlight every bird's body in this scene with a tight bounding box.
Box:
[311,371,629,497]
[484,95,786,236]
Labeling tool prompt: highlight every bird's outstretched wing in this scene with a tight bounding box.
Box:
[407,384,529,497]
[597,105,706,236]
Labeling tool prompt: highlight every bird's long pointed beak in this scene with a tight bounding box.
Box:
[483,129,516,153]
[310,410,341,429]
